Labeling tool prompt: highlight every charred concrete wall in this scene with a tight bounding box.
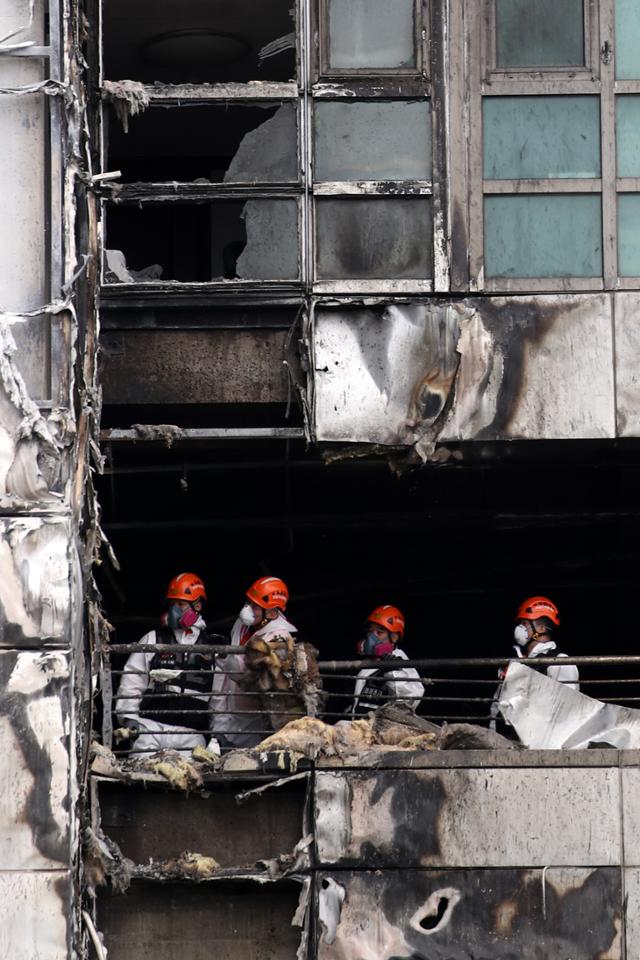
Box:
[91,749,640,959]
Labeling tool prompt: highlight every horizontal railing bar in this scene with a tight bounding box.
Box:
[106,647,640,670]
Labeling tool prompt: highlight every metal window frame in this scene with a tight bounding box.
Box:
[98,0,307,295]
[483,0,600,83]
[468,0,621,293]
[100,192,305,289]
[314,0,429,81]
[309,0,441,294]
[611,23,640,287]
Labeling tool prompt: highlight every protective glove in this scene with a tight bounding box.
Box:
[149,668,182,683]
[114,718,140,743]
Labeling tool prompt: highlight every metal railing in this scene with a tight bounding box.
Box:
[100,644,640,755]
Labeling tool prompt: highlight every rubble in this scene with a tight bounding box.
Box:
[102,80,150,132]
[90,741,218,790]
[239,636,325,731]
[83,826,133,894]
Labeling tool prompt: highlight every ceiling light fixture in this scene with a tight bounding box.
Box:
[141,29,249,69]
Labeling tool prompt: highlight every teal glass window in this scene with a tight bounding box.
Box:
[483,96,600,179]
[618,195,640,276]
[495,0,585,68]
[615,0,640,80]
[315,101,431,181]
[616,97,640,177]
[484,195,602,278]
[326,0,416,70]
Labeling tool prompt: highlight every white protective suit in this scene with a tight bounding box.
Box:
[349,648,424,718]
[210,611,297,748]
[490,638,579,729]
[114,616,219,755]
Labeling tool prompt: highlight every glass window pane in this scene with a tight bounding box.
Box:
[616,97,640,177]
[315,101,431,181]
[483,96,600,179]
[496,0,584,68]
[316,198,432,279]
[484,195,602,278]
[618,195,640,276]
[326,0,416,70]
[616,0,640,80]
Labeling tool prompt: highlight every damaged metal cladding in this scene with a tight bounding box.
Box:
[0,0,98,955]
[311,294,616,458]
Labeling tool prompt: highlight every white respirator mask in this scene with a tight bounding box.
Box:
[513,623,530,647]
[239,603,256,627]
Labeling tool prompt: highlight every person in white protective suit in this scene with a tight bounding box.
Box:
[490,595,579,730]
[114,572,221,756]
[210,575,297,749]
[349,604,425,718]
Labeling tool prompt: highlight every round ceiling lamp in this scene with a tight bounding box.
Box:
[141,29,249,68]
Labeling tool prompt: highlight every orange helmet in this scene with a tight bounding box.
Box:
[515,596,560,627]
[368,605,405,638]
[166,572,207,603]
[246,576,289,611]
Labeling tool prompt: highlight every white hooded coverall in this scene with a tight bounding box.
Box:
[114,616,218,755]
[349,648,424,718]
[209,610,298,749]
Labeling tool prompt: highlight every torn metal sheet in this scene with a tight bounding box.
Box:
[0,322,73,506]
[224,104,298,184]
[315,869,622,960]
[0,650,70,868]
[0,518,73,645]
[312,295,616,454]
[499,661,640,749]
[236,199,299,280]
[313,767,621,867]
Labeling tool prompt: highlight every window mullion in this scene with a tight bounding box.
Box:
[600,0,618,288]
[467,0,485,291]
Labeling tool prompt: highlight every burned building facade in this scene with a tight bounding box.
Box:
[3,0,640,956]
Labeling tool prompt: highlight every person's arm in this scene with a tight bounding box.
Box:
[114,634,154,724]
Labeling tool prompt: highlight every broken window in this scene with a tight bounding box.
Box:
[494,0,585,68]
[103,0,297,83]
[104,200,299,282]
[107,103,299,184]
